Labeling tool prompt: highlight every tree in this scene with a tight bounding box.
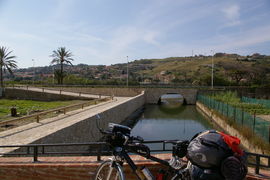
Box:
[50,47,74,84]
[0,46,17,88]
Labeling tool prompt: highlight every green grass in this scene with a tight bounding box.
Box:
[0,99,85,120]
[210,92,270,115]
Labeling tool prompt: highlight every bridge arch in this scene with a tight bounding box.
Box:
[145,88,197,105]
[157,93,187,105]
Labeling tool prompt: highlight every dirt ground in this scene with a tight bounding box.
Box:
[257,115,270,122]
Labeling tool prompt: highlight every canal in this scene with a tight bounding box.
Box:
[130,104,213,141]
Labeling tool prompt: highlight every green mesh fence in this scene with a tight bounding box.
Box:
[197,95,270,143]
[242,96,270,108]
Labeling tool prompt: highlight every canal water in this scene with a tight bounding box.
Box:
[130,104,213,142]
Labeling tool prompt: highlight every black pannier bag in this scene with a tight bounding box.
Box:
[189,164,225,180]
[186,130,233,169]
[186,130,247,180]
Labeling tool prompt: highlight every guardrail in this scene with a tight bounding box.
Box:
[0,97,112,127]
[0,141,269,175]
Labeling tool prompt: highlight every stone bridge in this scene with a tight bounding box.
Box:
[144,88,197,104]
[9,87,198,104]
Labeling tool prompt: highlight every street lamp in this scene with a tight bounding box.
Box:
[126,56,129,87]
[32,59,35,85]
[211,50,214,89]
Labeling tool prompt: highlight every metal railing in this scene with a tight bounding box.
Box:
[0,141,269,175]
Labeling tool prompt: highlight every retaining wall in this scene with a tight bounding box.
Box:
[11,93,145,153]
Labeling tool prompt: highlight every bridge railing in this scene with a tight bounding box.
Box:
[0,141,269,175]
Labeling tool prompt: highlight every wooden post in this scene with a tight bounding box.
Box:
[82,104,84,109]
[63,108,66,114]
[79,92,81,97]
[36,115,39,123]
[42,88,44,92]
[99,94,101,99]
[59,90,62,95]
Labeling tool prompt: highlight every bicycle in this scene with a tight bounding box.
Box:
[94,122,191,180]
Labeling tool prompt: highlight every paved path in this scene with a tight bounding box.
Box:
[9,86,108,99]
[0,90,131,154]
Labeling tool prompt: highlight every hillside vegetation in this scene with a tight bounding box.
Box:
[5,53,270,87]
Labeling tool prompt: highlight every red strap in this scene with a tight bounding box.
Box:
[156,173,164,180]
[219,132,243,156]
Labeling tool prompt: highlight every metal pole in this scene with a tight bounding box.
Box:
[32,59,35,85]
[126,56,129,87]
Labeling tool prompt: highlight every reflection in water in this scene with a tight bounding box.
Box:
[131,104,213,142]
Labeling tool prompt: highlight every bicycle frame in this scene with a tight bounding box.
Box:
[111,144,182,180]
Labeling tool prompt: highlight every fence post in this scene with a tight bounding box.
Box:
[60,90,62,95]
[253,110,256,132]
[63,108,66,114]
[226,103,229,117]
[233,107,236,122]
[33,146,38,162]
[241,108,244,125]
[42,88,44,92]
[255,155,260,174]
[79,92,81,97]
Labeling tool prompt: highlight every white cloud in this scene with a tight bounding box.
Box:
[222,4,241,26]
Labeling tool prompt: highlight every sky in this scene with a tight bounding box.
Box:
[0,0,270,68]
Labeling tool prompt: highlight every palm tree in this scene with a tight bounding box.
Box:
[0,46,17,88]
[50,47,74,84]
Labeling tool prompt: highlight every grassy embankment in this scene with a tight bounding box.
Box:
[0,99,87,121]
[208,92,270,153]
[210,91,270,115]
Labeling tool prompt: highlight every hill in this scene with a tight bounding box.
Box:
[5,53,270,87]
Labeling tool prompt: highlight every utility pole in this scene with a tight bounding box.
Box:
[126,56,129,87]
[211,50,214,89]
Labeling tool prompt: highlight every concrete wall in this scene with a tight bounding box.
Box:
[4,88,92,101]
[145,88,197,104]
[26,93,145,152]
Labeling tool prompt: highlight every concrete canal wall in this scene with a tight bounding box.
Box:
[2,93,145,155]
[196,101,267,155]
